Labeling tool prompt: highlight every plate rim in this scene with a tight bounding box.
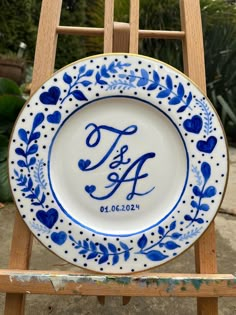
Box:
[8,52,229,273]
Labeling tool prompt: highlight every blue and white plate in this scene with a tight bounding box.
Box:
[9,54,228,273]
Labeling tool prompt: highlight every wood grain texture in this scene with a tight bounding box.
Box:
[103,0,114,53]
[180,1,217,314]
[4,212,33,315]
[57,26,185,40]
[5,1,63,314]
[129,0,140,53]
[195,223,218,315]
[57,26,104,36]
[180,0,206,91]
[139,30,184,39]
[31,0,62,92]
[112,22,130,52]
[1,271,236,297]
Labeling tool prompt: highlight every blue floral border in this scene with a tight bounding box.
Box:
[9,54,227,272]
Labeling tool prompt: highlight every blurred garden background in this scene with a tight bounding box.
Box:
[0,0,236,202]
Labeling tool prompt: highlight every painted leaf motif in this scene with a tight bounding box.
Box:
[157,89,171,98]
[18,129,28,144]
[202,186,216,198]
[27,177,33,190]
[191,200,198,208]
[71,90,88,101]
[129,70,136,82]
[33,113,44,130]
[158,226,165,236]
[27,144,38,155]
[124,250,130,261]
[177,82,184,98]
[26,193,36,199]
[118,74,126,79]
[108,243,117,253]
[40,193,46,204]
[145,250,168,261]
[112,254,119,265]
[87,252,98,260]
[84,69,93,77]
[137,69,149,86]
[137,234,147,249]
[14,170,19,177]
[83,240,89,249]
[79,65,86,75]
[15,148,25,157]
[32,202,42,206]
[63,72,72,84]
[99,254,109,264]
[96,72,107,85]
[99,244,108,255]
[164,241,180,250]
[199,204,210,211]
[17,160,26,167]
[169,221,176,231]
[201,162,211,181]
[119,241,129,252]
[196,218,204,224]
[193,186,202,197]
[29,132,40,142]
[34,184,40,198]
[184,214,193,221]
[166,75,173,90]
[18,175,27,186]
[80,80,91,87]
[28,157,36,166]
[69,235,75,242]
[147,82,159,90]
[108,61,116,72]
[186,92,193,106]
[169,96,181,105]
[90,241,96,252]
[171,232,182,240]
[153,70,160,83]
[101,65,110,78]
[177,105,187,113]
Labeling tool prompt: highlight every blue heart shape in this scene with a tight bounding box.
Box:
[197,136,217,153]
[47,111,61,124]
[51,231,67,245]
[36,208,58,229]
[39,86,61,105]
[85,185,96,194]
[78,159,91,171]
[183,115,202,134]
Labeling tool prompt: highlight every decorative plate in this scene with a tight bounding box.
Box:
[9,53,228,274]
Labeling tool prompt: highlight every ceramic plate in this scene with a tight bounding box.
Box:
[9,54,228,273]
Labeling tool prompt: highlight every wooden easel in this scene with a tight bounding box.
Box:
[1,1,236,314]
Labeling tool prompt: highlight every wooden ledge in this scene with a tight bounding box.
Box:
[1,270,235,297]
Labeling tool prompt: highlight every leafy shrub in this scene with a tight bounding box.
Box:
[0,78,25,201]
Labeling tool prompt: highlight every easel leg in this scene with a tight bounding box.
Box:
[4,211,33,315]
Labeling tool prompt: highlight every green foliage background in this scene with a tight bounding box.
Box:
[0,0,235,134]
[0,0,235,133]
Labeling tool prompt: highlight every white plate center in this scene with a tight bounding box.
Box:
[49,97,188,235]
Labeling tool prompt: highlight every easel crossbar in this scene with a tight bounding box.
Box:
[56,26,185,39]
[1,271,236,297]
